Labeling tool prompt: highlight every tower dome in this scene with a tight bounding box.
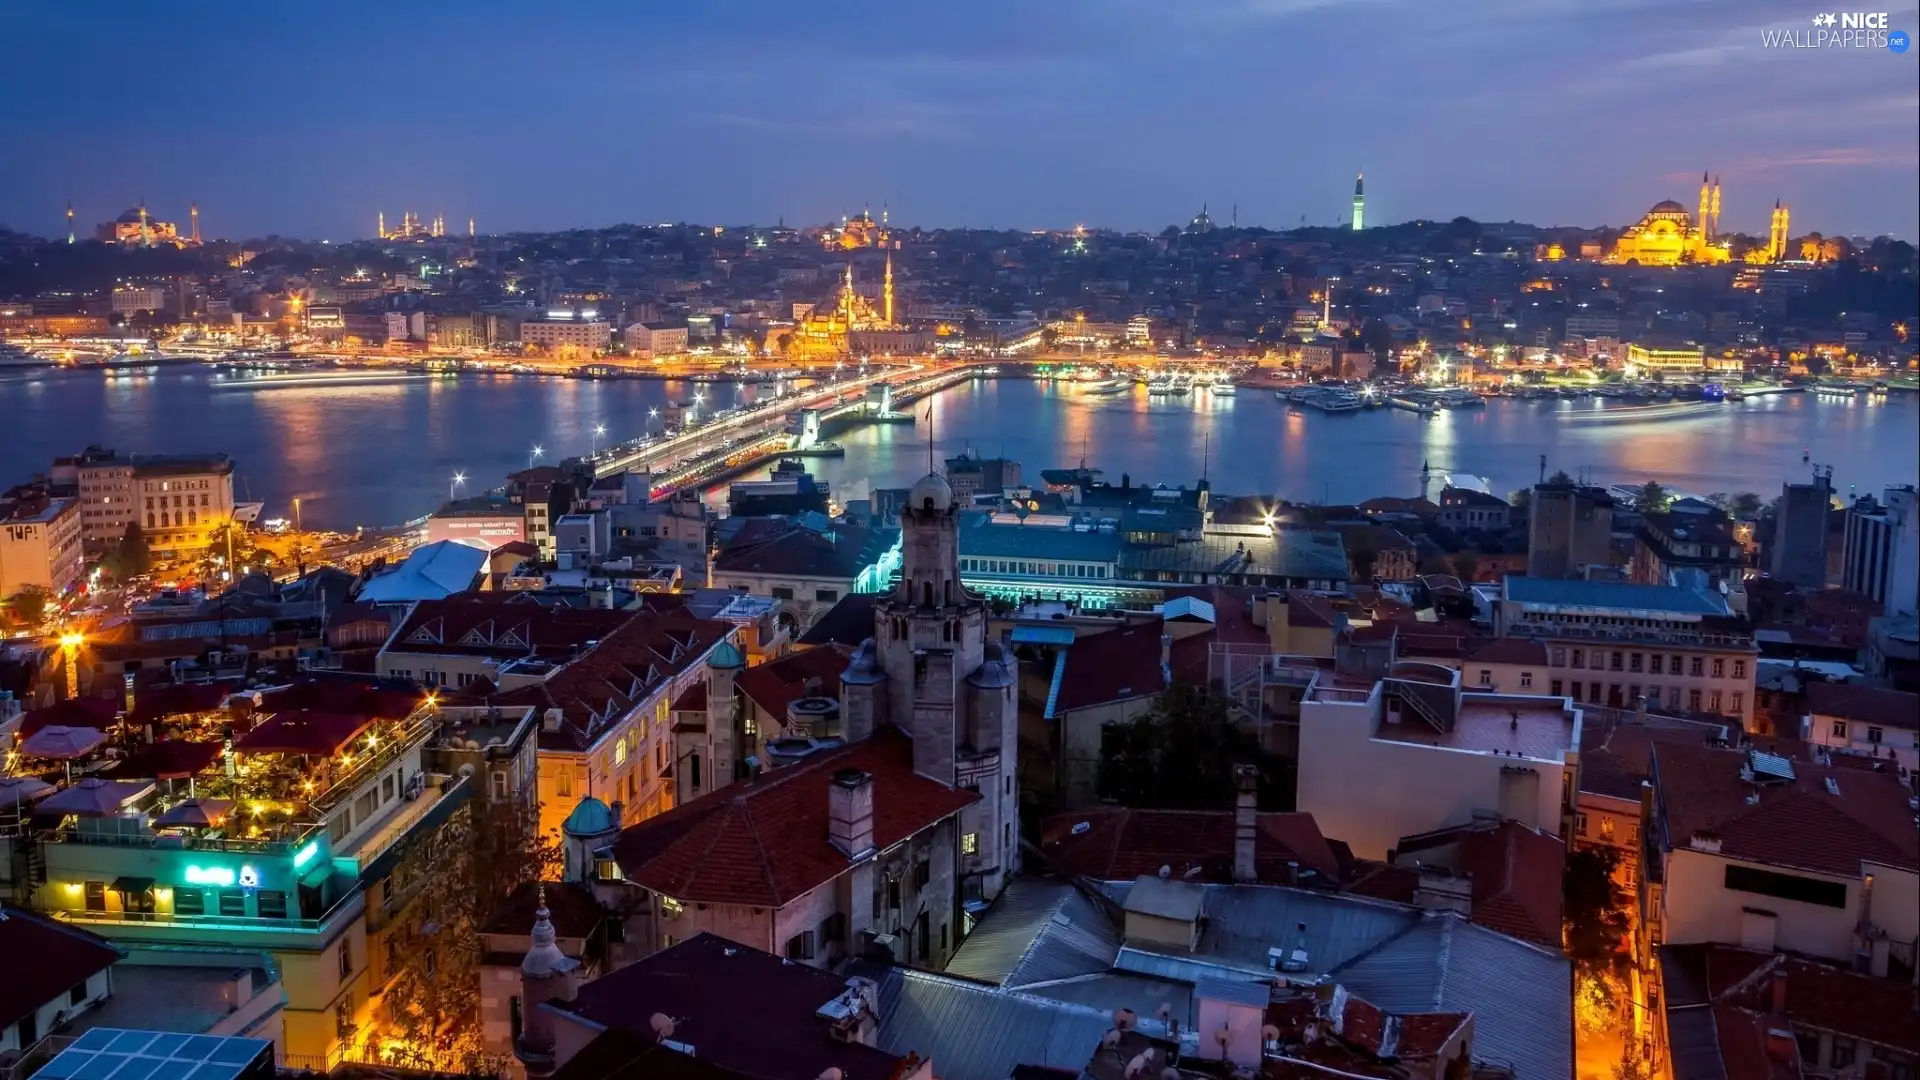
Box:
[907,472,953,514]
[707,639,747,670]
[561,796,616,839]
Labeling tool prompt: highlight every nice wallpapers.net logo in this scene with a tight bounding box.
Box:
[1760,11,1910,50]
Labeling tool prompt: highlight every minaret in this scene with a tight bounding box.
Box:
[138,200,151,248]
[883,250,894,327]
[468,215,475,238]
[514,886,580,1078]
[1696,171,1711,248]
[189,202,200,245]
[378,211,386,240]
[1709,175,1722,238]
[1351,171,1365,231]
[1420,460,1433,502]
[65,201,74,244]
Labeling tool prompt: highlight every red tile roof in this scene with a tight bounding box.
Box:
[1464,637,1550,666]
[1039,806,1345,885]
[234,709,378,756]
[384,594,642,660]
[1578,715,1727,802]
[101,739,224,780]
[671,681,708,712]
[1394,1012,1471,1058]
[1162,587,1267,686]
[612,727,977,907]
[481,880,605,940]
[1456,821,1565,948]
[733,644,853,721]
[476,609,732,753]
[1806,682,1919,731]
[0,905,123,1029]
[1652,741,1920,877]
[127,681,231,726]
[1054,619,1167,712]
[553,933,905,1080]
[18,696,120,736]
[254,679,426,720]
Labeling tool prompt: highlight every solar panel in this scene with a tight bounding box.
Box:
[1748,748,1796,782]
[37,1030,271,1080]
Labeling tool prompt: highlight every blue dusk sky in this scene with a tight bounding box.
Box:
[2,0,1915,240]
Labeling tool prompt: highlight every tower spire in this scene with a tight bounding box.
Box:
[190,201,200,245]
[66,200,74,245]
[378,210,386,240]
[1351,170,1365,231]
[883,249,894,327]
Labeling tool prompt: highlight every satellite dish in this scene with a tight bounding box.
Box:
[1215,1026,1234,1047]
[457,763,475,778]
[649,1013,675,1040]
[1100,1029,1121,1052]
[817,1071,844,1080]
[1262,1023,1282,1043]
[1124,1055,1149,1079]
[1157,865,1172,879]
[1113,1008,1138,1031]
[1156,1003,1173,1023]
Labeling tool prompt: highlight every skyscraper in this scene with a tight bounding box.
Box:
[1351,171,1365,231]
[1771,468,1835,589]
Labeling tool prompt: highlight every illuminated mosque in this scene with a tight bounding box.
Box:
[823,204,887,250]
[1608,172,1790,266]
[94,201,201,248]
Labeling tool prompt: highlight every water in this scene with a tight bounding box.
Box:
[2,368,1914,529]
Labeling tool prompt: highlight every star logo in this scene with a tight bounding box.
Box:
[1820,13,1838,25]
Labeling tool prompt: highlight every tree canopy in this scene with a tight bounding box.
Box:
[1097,685,1290,810]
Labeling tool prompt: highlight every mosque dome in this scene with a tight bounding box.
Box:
[707,640,746,670]
[967,640,1017,689]
[908,472,953,513]
[1648,200,1689,215]
[561,796,617,838]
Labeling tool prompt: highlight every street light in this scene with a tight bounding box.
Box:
[451,472,467,501]
[592,424,606,454]
[530,444,544,469]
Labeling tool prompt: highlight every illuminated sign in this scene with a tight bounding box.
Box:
[293,840,320,869]
[183,865,236,886]
[238,865,260,889]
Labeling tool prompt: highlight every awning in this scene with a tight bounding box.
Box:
[112,876,155,894]
[1011,625,1078,647]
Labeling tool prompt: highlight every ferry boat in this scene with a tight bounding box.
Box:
[1434,387,1485,408]
[1146,373,1177,395]
[1210,374,1237,395]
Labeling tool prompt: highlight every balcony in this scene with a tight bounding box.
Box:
[1507,620,1751,650]
[52,886,365,942]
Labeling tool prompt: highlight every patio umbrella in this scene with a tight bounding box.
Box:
[37,778,155,817]
[22,725,108,779]
[153,797,233,829]
[18,696,120,737]
[0,775,56,809]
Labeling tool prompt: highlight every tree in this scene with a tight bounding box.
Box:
[1633,481,1672,514]
[1729,492,1764,518]
[1449,552,1479,581]
[1564,846,1630,971]
[6,586,52,627]
[1508,488,1532,513]
[1097,685,1285,811]
[113,522,151,579]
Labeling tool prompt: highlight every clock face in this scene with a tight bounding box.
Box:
[239,866,260,889]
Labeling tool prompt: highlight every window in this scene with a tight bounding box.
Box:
[770,586,794,600]
[85,881,106,912]
[339,939,353,981]
[1571,649,1584,669]
[1868,726,1884,744]
[1689,657,1704,677]
[1831,1040,1856,1070]
[382,773,396,802]
[914,860,931,889]
[1729,693,1744,715]
[1732,659,1746,679]
[257,891,288,919]
[887,879,901,910]
[1711,658,1726,678]
[1688,689,1702,711]
[1723,864,1848,907]
[1520,671,1534,688]
[815,589,838,602]
[556,770,572,798]
[1629,653,1643,673]
[218,890,246,917]
[1708,691,1722,712]
[1650,655,1664,675]
[1830,720,1848,738]
[614,736,628,766]
[1600,817,1616,841]
[1550,680,1563,697]
[961,832,980,855]
[1550,648,1567,666]
[1478,669,1493,686]
[785,931,815,960]
[1669,687,1682,709]
[1609,651,1622,671]
[1576,813,1588,836]
[491,771,509,801]
[70,981,89,1006]
[1590,682,1600,702]
[174,888,205,916]
[335,998,355,1041]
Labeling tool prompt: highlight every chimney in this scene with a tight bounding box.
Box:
[1770,971,1788,1014]
[1160,633,1173,676]
[1763,1028,1797,1065]
[1635,693,1648,724]
[1233,764,1259,883]
[829,768,875,859]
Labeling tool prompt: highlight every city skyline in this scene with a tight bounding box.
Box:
[3,0,1916,241]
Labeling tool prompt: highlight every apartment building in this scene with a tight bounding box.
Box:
[1799,682,1920,776]
[1527,478,1614,579]
[0,490,84,598]
[1493,575,1758,729]
[519,315,610,352]
[58,449,237,557]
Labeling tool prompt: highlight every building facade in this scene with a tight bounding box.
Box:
[1771,470,1835,590]
[1527,479,1614,579]
[64,451,237,558]
[0,492,84,599]
[1842,485,1919,614]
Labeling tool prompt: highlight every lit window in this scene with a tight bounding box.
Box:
[614,736,628,766]
[961,832,979,855]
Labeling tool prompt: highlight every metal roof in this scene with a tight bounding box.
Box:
[1016,972,1195,1031]
[38,1029,272,1080]
[856,965,1144,1080]
[1010,625,1079,647]
[1117,529,1349,582]
[959,516,1122,564]
[1097,880,1423,979]
[943,880,1121,988]
[1331,915,1574,1080]
[1500,575,1729,616]
[1160,595,1217,624]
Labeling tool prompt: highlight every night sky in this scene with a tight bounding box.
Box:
[3,0,1915,240]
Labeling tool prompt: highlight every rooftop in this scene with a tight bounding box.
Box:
[0,905,123,1030]
[713,520,898,581]
[551,933,906,1080]
[611,726,978,907]
[356,541,489,602]
[1500,574,1730,617]
[1051,619,1167,713]
[732,643,854,721]
[942,878,1122,988]
[1039,806,1346,886]
[958,513,1123,564]
[1372,693,1577,763]
[1118,527,1349,583]
[1652,740,1920,877]
[1805,681,1919,731]
[384,593,643,660]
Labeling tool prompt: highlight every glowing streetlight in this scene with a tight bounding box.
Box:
[591,424,606,455]
[58,630,84,698]
[451,472,467,501]
[529,444,544,469]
